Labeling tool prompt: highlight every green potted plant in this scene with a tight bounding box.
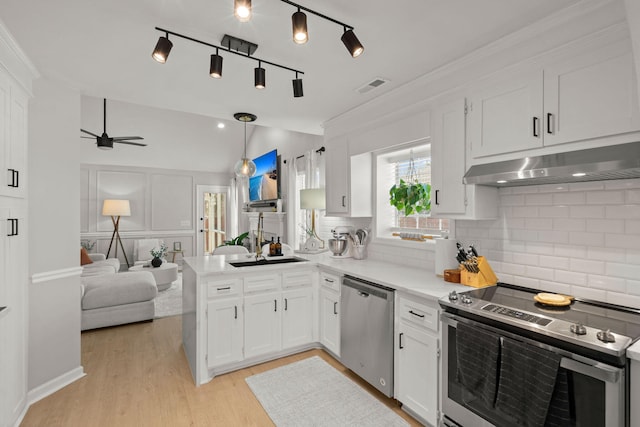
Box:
[223,232,249,246]
[389,179,431,216]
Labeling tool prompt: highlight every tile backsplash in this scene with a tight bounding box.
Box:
[456,178,640,309]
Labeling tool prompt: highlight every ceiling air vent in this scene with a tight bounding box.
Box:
[356,77,389,94]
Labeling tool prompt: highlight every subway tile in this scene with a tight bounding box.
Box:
[626,250,640,263]
[536,184,569,193]
[586,190,624,205]
[555,269,587,286]
[512,206,538,218]
[514,276,540,289]
[540,280,571,294]
[605,262,640,280]
[512,252,538,265]
[605,204,640,219]
[587,275,626,292]
[539,206,570,218]
[510,186,540,194]
[586,219,624,233]
[510,229,539,241]
[605,233,640,250]
[627,189,640,203]
[625,220,640,234]
[503,241,527,252]
[606,292,640,309]
[570,259,605,275]
[500,194,525,206]
[526,242,555,255]
[525,265,555,281]
[568,181,605,191]
[553,218,585,231]
[503,263,527,276]
[587,246,626,262]
[569,205,605,218]
[504,218,525,229]
[525,193,553,206]
[525,218,553,230]
[626,280,640,297]
[571,286,606,301]
[555,244,587,258]
[605,178,640,190]
[537,230,569,244]
[498,273,515,283]
[553,192,586,205]
[569,231,604,246]
[498,187,513,196]
[539,255,570,270]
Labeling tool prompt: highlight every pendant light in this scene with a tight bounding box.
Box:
[233,113,257,177]
[341,28,364,58]
[152,33,173,63]
[292,8,308,44]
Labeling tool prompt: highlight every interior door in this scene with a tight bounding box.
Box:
[196,185,230,255]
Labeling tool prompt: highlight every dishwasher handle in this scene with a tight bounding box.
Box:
[342,276,394,300]
[357,291,369,298]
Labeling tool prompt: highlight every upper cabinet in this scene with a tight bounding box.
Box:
[468,32,640,160]
[325,138,372,217]
[0,69,28,199]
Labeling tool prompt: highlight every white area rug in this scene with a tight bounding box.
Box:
[245,356,409,427]
[154,273,182,318]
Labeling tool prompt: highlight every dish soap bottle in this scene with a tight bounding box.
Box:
[269,237,276,256]
[275,237,282,256]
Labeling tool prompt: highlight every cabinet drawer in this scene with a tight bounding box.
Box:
[207,279,241,298]
[398,297,439,333]
[282,270,312,289]
[244,273,281,293]
[319,271,340,292]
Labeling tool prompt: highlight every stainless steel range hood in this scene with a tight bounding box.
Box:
[463,142,640,187]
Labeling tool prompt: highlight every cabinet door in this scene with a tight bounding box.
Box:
[544,40,640,146]
[431,98,467,215]
[281,287,313,349]
[397,323,439,427]
[7,86,27,198]
[325,140,349,215]
[207,297,243,368]
[0,73,10,197]
[319,288,340,356]
[469,67,543,158]
[244,292,281,359]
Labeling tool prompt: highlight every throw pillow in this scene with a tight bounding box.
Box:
[80,247,93,265]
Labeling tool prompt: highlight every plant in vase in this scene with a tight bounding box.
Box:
[150,243,168,268]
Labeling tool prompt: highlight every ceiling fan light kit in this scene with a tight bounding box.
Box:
[152,1,363,97]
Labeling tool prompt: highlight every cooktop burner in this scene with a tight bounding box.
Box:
[439,283,640,359]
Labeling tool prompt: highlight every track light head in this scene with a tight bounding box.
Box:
[152,35,173,63]
[234,0,252,22]
[254,64,266,89]
[292,77,304,98]
[210,52,223,78]
[341,29,364,58]
[292,10,308,44]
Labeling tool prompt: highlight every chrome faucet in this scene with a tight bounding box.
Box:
[255,212,264,259]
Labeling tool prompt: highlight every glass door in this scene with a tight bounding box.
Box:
[197,185,230,255]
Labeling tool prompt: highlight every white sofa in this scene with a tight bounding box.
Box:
[81,253,158,331]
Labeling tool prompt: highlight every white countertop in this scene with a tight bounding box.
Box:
[628,340,640,362]
[183,252,470,302]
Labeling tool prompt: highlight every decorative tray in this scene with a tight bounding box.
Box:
[534,292,574,307]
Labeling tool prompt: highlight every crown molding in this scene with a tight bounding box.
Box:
[0,16,39,95]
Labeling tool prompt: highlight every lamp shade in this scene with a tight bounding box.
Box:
[102,199,131,216]
[300,188,326,210]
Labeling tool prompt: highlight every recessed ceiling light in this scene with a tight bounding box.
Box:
[572,172,586,177]
[217,123,225,129]
[496,180,507,184]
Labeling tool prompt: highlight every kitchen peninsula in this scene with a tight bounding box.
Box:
[181,252,468,388]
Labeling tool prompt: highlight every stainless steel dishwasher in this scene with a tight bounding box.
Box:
[340,275,395,397]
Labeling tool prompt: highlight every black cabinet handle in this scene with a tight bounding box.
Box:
[7,169,19,188]
[435,189,440,206]
[324,278,334,283]
[234,305,238,319]
[284,298,288,311]
[533,116,539,137]
[274,299,277,312]
[7,219,18,237]
[341,196,346,207]
[217,286,231,291]
[333,301,338,315]
[409,310,425,318]
[547,113,553,134]
[399,332,404,349]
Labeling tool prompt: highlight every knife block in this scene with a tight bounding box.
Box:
[460,256,498,288]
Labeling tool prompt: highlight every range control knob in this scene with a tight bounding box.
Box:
[460,295,473,305]
[597,329,616,343]
[448,291,458,301]
[570,323,587,335]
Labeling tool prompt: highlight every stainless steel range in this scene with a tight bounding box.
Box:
[439,283,640,427]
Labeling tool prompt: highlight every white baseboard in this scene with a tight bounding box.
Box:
[27,366,86,405]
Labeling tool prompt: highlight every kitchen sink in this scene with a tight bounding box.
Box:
[228,256,308,267]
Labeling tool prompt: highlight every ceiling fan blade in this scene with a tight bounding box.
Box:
[114,140,147,147]
[80,128,99,137]
[112,136,144,141]
[81,136,96,139]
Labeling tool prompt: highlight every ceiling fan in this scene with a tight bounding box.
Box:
[81,98,146,150]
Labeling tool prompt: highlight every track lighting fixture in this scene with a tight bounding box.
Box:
[153,28,304,97]
[234,112,258,178]
[341,28,364,58]
[234,0,252,22]
[292,72,303,98]
[292,9,308,44]
[151,33,173,63]
[210,48,223,78]
[254,61,266,89]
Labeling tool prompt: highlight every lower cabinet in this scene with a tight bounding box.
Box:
[207,297,243,368]
[282,287,313,349]
[319,286,340,357]
[244,291,282,359]
[395,294,440,427]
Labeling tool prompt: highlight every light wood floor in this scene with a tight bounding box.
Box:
[21,316,421,426]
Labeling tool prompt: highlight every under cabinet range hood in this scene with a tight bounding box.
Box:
[463,142,640,187]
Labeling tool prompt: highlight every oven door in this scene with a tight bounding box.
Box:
[441,312,626,427]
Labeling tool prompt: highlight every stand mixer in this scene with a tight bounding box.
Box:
[328,226,353,258]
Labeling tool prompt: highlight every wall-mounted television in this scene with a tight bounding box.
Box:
[249,149,280,202]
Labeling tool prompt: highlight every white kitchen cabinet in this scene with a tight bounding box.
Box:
[395,294,440,427]
[468,33,640,160]
[430,97,497,219]
[206,297,243,368]
[0,69,28,199]
[319,287,340,357]
[244,291,282,359]
[281,287,313,349]
[325,138,372,217]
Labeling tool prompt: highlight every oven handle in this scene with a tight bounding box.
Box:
[441,312,622,384]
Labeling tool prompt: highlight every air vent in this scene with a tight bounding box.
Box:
[356,77,389,94]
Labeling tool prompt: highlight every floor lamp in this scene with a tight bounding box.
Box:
[103,199,131,267]
[300,188,325,251]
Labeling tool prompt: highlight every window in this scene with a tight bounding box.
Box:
[375,140,449,240]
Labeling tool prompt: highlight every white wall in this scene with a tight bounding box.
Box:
[28,78,82,390]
